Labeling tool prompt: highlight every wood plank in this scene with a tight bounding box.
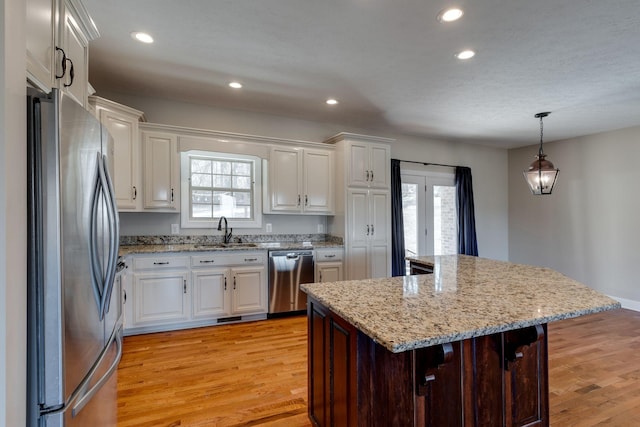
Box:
[118,309,640,426]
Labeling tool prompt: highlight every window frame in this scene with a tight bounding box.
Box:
[180,150,262,229]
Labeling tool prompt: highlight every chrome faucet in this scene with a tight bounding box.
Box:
[217,216,233,243]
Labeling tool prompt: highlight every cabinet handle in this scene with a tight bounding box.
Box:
[224,277,227,291]
[55,47,67,79]
[319,271,323,282]
[133,186,137,200]
[324,254,336,258]
[63,58,74,88]
[365,170,370,181]
[244,258,257,262]
[199,260,215,264]
[153,261,169,265]
[370,170,374,181]
[371,224,374,235]
[305,195,308,206]
[366,225,370,235]
[297,195,301,206]
[171,188,174,202]
[123,290,127,303]
[183,280,187,294]
[233,276,236,290]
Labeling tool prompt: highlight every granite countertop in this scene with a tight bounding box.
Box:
[119,240,343,256]
[301,255,621,353]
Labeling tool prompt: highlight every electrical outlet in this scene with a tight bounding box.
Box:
[171,223,180,235]
[266,223,272,233]
[317,224,324,233]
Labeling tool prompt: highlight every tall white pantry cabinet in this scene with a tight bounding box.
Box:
[325,133,392,280]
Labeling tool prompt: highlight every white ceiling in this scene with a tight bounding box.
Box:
[83,0,640,148]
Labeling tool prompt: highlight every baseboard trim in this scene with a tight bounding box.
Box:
[609,296,640,312]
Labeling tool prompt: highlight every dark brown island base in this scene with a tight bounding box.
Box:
[301,255,621,427]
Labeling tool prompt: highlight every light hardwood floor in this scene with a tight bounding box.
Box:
[118,309,640,426]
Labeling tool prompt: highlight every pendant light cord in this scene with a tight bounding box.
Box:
[538,115,544,157]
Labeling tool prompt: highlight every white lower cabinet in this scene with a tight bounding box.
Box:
[191,265,267,319]
[192,268,230,318]
[133,271,190,324]
[315,248,344,283]
[124,252,267,335]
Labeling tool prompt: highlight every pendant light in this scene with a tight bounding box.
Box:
[523,112,559,195]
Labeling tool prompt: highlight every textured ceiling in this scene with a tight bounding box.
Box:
[83,0,640,148]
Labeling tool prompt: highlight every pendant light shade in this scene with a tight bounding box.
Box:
[523,112,559,195]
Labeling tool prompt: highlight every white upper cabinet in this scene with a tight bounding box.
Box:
[267,146,334,214]
[27,0,99,107]
[141,127,180,211]
[347,141,390,189]
[89,97,145,211]
[26,0,58,91]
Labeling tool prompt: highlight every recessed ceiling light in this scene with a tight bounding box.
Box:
[131,32,153,44]
[455,50,475,60]
[229,82,242,89]
[326,99,338,105]
[437,8,464,23]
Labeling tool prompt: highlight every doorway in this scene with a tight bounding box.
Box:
[401,170,457,264]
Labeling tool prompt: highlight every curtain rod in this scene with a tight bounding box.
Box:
[394,159,462,169]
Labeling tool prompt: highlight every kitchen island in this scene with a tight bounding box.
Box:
[300,255,620,427]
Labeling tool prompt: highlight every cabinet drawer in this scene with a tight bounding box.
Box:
[133,255,189,270]
[191,252,266,267]
[315,249,344,262]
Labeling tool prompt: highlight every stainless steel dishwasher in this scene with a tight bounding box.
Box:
[268,250,314,316]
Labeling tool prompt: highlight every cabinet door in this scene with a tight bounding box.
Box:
[122,271,133,330]
[504,326,548,427]
[142,132,179,210]
[347,142,370,187]
[347,189,370,280]
[192,269,231,319]
[369,143,390,189]
[316,262,343,283]
[303,149,333,213]
[26,0,57,91]
[269,147,302,212]
[99,109,140,210]
[61,6,89,107]
[231,266,267,315]
[369,190,390,278]
[133,272,189,324]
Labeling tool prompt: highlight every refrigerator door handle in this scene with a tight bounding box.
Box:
[89,153,105,316]
[99,154,120,319]
[70,326,123,417]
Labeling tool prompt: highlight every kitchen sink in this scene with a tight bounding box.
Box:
[193,243,258,249]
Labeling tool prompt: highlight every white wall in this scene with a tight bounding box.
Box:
[100,91,509,260]
[509,125,640,308]
[1,0,27,425]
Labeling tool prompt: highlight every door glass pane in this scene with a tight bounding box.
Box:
[433,186,457,255]
[402,183,418,259]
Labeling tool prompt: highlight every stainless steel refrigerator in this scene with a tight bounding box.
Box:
[27,88,122,427]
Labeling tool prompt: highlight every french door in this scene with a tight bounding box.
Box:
[401,171,457,260]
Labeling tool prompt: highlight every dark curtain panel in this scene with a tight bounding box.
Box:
[455,166,479,256]
[391,159,406,276]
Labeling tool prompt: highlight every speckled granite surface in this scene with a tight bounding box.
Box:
[118,234,343,256]
[301,255,621,353]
